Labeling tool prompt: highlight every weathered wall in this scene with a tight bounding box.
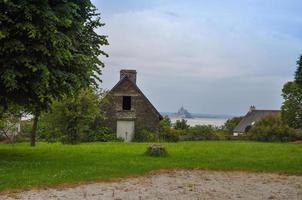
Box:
[101,78,161,135]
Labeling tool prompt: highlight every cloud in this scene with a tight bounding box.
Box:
[97,2,302,115]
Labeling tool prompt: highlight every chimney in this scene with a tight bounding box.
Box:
[120,69,137,83]
[249,105,256,112]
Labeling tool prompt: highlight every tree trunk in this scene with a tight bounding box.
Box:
[30,111,40,147]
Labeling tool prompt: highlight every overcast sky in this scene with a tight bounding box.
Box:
[92,0,302,116]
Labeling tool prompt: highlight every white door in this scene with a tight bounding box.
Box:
[116,121,135,142]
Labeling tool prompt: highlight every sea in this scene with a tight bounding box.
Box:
[170,117,229,127]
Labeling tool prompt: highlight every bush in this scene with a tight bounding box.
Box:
[160,116,172,128]
[83,127,116,142]
[39,87,102,144]
[145,144,167,157]
[20,120,32,137]
[159,127,180,142]
[222,116,243,139]
[181,125,220,140]
[247,114,302,142]
[174,119,189,130]
[134,129,156,142]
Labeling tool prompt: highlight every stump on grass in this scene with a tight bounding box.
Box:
[145,144,167,157]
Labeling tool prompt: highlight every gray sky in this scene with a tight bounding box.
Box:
[92,0,302,116]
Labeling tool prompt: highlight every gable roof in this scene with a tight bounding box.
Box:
[110,76,163,120]
[233,110,280,133]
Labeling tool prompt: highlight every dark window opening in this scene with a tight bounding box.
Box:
[123,96,131,110]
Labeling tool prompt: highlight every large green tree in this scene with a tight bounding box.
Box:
[281,55,302,129]
[0,0,108,146]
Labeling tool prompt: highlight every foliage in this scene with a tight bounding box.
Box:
[222,116,243,139]
[159,127,180,142]
[0,141,302,192]
[281,55,302,130]
[0,107,22,143]
[145,144,167,157]
[281,81,302,129]
[39,87,101,144]
[174,119,190,130]
[247,114,301,142]
[83,127,116,142]
[182,125,220,140]
[158,116,180,142]
[0,0,108,146]
[160,116,172,128]
[295,55,302,88]
[134,129,157,142]
[20,120,32,137]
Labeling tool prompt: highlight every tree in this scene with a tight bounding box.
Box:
[223,116,243,139]
[281,82,302,129]
[295,55,302,88]
[247,114,301,142]
[174,119,189,130]
[40,87,101,144]
[223,117,243,133]
[160,116,172,128]
[281,55,302,129]
[0,1,108,146]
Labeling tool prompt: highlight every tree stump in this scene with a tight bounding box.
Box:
[145,144,167,157]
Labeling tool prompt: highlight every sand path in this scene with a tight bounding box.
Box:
[1,170,302,200]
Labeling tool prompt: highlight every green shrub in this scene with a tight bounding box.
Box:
[222,116,243,139]
[20,120,32,137]
[134,129,157,142]
[159,127,180,142]
[174,119,189,130]
[83,127,116,142]
[160,116,172,128]
[39,87,102,144]
[0,134,5,142]
[247,114,302,142]
[182,125,219,140]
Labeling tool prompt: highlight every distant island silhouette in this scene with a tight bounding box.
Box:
[175,106,193,118]
[160,107,233,119]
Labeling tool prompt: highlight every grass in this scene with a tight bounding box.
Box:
[0,141,301,192]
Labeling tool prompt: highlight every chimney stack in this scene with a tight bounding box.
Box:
[120,69,137,83]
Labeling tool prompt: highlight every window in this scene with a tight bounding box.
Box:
[122,96,131,110]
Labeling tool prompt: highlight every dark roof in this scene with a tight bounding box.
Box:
[110,76,163,120]
[233,110,280,133]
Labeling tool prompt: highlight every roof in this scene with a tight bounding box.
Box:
[233,110,280,133]
[110,76,163,120]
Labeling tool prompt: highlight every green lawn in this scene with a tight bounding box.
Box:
[0,141,301,192]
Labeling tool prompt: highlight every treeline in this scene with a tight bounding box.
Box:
[133,115,301,143]
[3,87,121,144]
[1,89,301,144]
[1,55,302,144]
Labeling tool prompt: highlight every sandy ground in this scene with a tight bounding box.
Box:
[1,170,302,200]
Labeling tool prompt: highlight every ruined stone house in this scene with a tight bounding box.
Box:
[101,70,162,141]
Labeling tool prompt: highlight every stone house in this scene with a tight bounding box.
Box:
[233,106,280,136]
[101,69,162,141]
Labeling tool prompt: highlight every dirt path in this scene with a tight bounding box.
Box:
[1,170,302,200]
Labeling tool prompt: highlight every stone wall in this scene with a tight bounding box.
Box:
[101,78,161,135]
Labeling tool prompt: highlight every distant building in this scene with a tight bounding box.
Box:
[233,106,280,136]
[176,106,192,118]
[101,69,162,141]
